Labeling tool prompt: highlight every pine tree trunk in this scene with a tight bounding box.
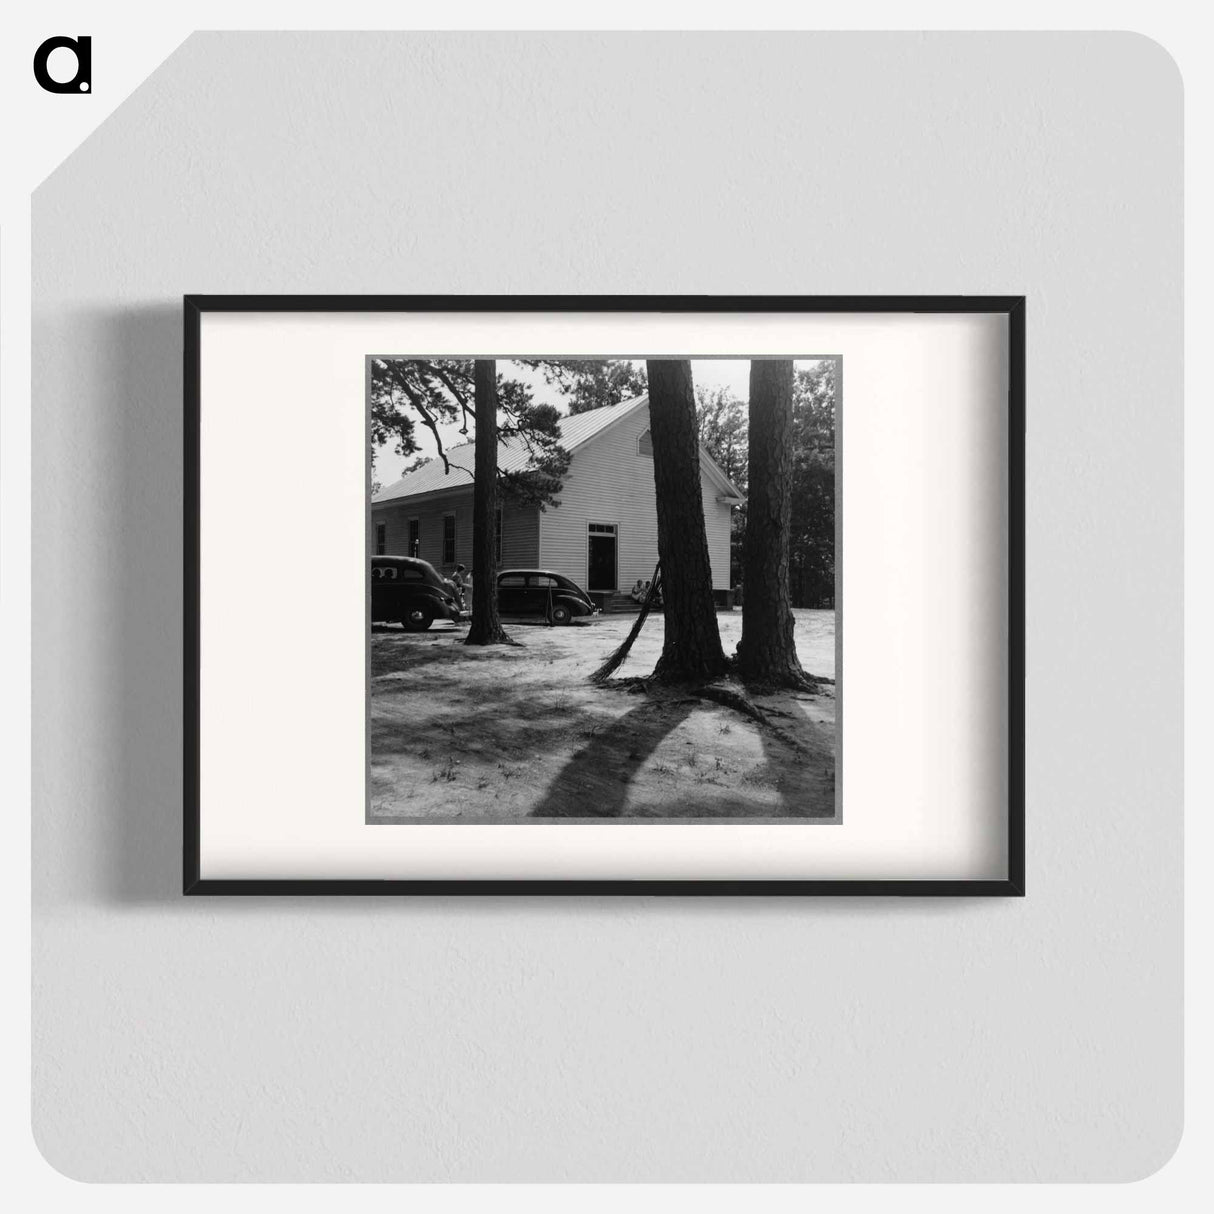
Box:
[465,360,511,646]
[645,360,727,681]
[738,359,809,687]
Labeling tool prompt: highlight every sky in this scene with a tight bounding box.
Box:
[372,358,824,488]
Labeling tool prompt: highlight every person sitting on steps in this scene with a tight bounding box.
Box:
[640,578,663,608]
[448,564,468,612]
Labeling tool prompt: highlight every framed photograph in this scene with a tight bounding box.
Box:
[185,296,1023,894]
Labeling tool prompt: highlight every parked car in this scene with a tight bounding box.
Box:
[371,556,470,630]
[497,569,598,625]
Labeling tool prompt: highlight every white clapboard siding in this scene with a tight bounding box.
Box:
[538,403,734,591]
[501,503,541,570]
[372,495,539,575]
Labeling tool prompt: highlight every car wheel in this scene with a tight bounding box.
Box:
[402,608,434,632]
[551,603,572,626]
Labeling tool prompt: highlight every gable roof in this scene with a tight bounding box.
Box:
[372,392,745,505]
[373,394,649,504]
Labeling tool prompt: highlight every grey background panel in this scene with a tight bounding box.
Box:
[32,32,1181,1181]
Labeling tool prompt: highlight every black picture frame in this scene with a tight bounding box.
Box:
[184,295,1025,896]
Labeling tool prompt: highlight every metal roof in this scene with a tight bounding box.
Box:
[373,394,649,504]
[372,392,744,505]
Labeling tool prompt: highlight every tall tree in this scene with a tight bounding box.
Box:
[646,360,728,681]
[535,359,648,415]
[465,361,512,646]
[737,360,810,688]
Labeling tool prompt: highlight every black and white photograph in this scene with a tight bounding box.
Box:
[185,295,1022,891]
[368,356,839,822]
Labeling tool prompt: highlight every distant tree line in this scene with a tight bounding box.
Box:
[696,362,836,609]
[533,360,648,415]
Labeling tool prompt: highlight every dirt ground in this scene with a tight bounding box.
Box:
[369,608,836,822]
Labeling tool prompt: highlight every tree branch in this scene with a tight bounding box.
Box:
[384,363,450,474]
[418,361,474,435]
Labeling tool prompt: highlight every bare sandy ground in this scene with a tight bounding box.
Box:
[369,608,836,822]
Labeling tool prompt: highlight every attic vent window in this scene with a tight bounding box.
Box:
[637,429,653,457]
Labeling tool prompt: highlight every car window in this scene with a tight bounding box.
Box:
[499,574,526,587]
[398,567,425,581]
[530,575,557,588]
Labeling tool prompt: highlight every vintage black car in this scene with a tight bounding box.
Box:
[497,569,598,625]
[371,556,469,631]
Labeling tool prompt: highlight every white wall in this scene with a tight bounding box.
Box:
[373,494,538,573]
[541,403,734,591]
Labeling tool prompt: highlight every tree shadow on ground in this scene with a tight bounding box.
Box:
[499,618,596,629]
[371,627,529,677]
[528,685,839,820]
[750,689,836,818]
[371,622,467,634]
[529,696,700,818]
[368,623,837,821]
[370,693,592,762]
